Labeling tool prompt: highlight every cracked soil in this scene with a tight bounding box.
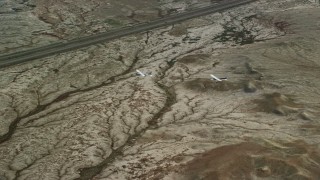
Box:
[0,0,320,179]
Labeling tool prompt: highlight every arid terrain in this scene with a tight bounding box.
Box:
[0,0,320,179]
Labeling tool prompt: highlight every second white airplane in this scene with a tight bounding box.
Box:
[210,74,227,82]
[136,69,153,77]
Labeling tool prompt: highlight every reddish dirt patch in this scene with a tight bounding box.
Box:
[132,141,320,180]
[252,92,303,115]
[180,142,266,179]
[175,141,320,180]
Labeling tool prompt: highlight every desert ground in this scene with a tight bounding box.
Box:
[0,0,320,179]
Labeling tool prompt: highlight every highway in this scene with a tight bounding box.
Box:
[0,0,257,68]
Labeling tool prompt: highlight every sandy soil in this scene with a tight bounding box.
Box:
[0,0,320,179]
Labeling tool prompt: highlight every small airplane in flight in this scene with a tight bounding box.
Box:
[210,74,227,82]
[136,69,153,77]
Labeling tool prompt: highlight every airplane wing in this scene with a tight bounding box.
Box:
[210,74,222,81]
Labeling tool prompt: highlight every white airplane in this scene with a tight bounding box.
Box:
[210,74,227,82]
[136,69,146,77]
[136,69,152,77]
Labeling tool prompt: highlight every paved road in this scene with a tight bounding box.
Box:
[0,0,257,68]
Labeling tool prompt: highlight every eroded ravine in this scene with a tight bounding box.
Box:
[1,1,320,180]
[0,49,143,144]
[76,59,177,180]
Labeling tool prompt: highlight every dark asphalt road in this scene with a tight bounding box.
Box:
[0,0,257,68]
